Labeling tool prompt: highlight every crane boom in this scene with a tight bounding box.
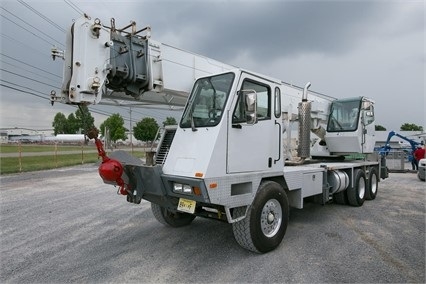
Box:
[51,15,234,108]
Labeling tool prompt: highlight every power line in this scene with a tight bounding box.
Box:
[120,106,170,123]
[63,0,85,15]
[0,6,64,48]
[1,53,62,79]
[0,82,133,122]
[0,60,60,84]
[0,78,137,123]
[17,0,66,33]
[1,66,174,123]
[0,14,60,47]
[0,82,50,101]
[1,68,60,89]
[0,34,52,57]
[0,78,50,95]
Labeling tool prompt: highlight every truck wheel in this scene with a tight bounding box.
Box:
[232,181,289,253]
[151,203,195,227]
[347,169,366,207]
[365,168,378,200]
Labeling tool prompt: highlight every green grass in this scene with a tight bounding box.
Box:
[0,144,87,153]
[0,146,146,175]
[0,153,100,174]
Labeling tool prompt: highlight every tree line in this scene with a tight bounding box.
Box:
[375,123,423,131]
[52,107,423,144]
[52,106,177,145]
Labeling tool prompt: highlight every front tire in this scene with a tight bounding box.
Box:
[232,181,289,253]
[151,203,196,227]
[347,169,366,207]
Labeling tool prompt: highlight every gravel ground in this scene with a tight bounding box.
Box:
[0,165,424,283]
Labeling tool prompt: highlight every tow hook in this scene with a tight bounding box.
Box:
[87,127,128,195]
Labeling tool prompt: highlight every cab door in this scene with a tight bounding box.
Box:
[227,72,282,173]
[361,102,376,153]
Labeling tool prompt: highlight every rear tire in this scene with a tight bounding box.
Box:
[151,203,195,227]
[232,181,289,253]
[365,168,378,200]
[347,169,366,207]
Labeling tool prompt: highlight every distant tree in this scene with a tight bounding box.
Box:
[75,105,95,134]
[52,112,67,135]
[162,116,177,127]
[400,123,423,131]
[99,113,128,143]
[52,108,95,137]
[375,124,386,131]
[66,113,80,134]
[133,117,159,146]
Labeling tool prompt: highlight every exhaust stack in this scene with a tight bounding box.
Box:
[298,82,312,159]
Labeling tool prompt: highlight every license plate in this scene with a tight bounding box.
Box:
[177,198,196,214]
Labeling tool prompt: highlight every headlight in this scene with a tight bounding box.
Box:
[173,183,193,194]
[173,183,183,192]
[183,184,192,193]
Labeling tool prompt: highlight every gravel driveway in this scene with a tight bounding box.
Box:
[0,165,424,283]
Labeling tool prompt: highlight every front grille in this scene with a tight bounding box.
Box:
[155,128,176,165]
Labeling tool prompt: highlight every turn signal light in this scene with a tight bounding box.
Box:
[209,183,218,189]
[193,187,201,196]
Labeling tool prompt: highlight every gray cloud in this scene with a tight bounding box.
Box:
[0,0,424,131]
[148,1,399,62]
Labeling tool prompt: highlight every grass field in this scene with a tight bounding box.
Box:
[0,144,146,175]
[1,153,100,174]
[0,144,90,153]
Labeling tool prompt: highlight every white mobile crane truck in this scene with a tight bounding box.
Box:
[51,16,388,253]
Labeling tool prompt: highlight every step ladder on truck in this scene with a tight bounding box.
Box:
[50,15,388,253]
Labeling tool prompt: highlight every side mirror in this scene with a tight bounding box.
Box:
[362,110,375,126]
[244,91,257,125]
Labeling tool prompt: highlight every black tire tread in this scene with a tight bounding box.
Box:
[151,203,195,227]
[347,169,366,207]
[365,167,378,200]
[232,181,289,253]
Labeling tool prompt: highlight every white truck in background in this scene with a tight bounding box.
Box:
[51,15,388,253]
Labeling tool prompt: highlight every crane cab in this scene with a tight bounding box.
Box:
[325,97,376,155]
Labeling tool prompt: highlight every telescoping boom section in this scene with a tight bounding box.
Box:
[52,15,387,253]
[51,15,234,108]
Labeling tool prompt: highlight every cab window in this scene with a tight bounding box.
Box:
[233,79,270,123]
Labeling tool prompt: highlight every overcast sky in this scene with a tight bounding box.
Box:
[0,0,424,132]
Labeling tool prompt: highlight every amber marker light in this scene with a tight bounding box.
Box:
[209,183,218,189]
[193,187,201,196]
[195,172,204,177]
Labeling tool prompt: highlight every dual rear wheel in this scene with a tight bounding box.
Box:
[334,167,378,206]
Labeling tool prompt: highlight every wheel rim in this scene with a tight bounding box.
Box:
[370,174,377,194]
[260,199,282,238]
[358,177,366,199]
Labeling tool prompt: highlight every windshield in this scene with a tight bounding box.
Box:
[180,72,235,129]
[327,98,362,132]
